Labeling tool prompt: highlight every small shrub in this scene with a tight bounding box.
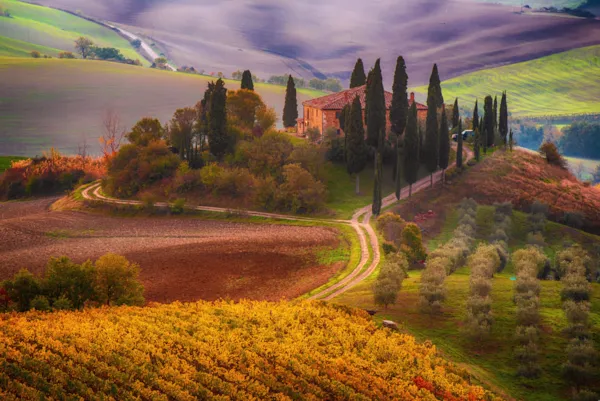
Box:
[400,223,427,263]
[52,295,73,311]
[539,141,567,169]
[275,164,327,213]
[562,211,585,229]
[170,198,186,214]
[376,212,406,244]
[59,51,75,59]
[140,193,157,212]
[30,295,51,311]
[382,242,398,255]
[30,51,41,58]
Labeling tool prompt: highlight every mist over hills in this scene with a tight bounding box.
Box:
[26,0,600,85]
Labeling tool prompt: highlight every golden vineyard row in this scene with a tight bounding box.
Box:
[0,300,500,401]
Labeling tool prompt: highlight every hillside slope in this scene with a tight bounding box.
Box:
[0,300,500,400]
[0,0,145,63]
[32,0,600,86]
[414,45,600,117]
[0,57,325,157]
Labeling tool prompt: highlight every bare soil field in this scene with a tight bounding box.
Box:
[0,199,341,303]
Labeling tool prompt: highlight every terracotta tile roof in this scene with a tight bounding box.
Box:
[302,85,428,111]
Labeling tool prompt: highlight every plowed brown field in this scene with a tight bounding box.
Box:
[0,199,341,303]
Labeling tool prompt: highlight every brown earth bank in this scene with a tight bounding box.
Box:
[0,199,341,303]
[392,148,600,237]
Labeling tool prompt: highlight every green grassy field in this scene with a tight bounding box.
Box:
[414,45,600,118]
[0,34,63,57]
[0,0,145,63]
[334,206,600,401]
[325,162,431,219]
[0,155,26,172]
[0,57,326,157]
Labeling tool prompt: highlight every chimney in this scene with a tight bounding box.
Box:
[410,92,415,103]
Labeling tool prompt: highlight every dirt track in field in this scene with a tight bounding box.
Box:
[0,200,340,303]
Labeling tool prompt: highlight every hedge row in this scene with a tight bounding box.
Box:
[420,199,478,314]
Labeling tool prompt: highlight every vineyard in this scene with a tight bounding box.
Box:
[0,300,500,400]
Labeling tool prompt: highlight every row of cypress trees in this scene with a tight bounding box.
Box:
[471,92,511,159]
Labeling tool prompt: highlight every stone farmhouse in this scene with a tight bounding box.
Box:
[296,85,428,137]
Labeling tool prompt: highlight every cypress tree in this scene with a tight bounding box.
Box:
[395,135,403,200]
[452,98,460,129]
[346,96,368,194]
[350,58,367,88]
[456,118,463,168]
[473,100,479,132]
[484,95,494,147]
[390,56,409,137]
[364,68,373,126]
[425,65,440,187]
[404,102,419,197]
[482,126,488,155]
[474,128,481,161]
[283,75,298,128]
[366,59,386,149]
[500,91,508,146]
[493,95,498,133]
[509,129,514,151]
[241,70,254,91]
[429,64,444,108]
[207,79,229,159]
[372,149,383,216]
[439,104,450,183]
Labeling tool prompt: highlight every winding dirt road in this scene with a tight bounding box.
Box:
[82,147,471,300]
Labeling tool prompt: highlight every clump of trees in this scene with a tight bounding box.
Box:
[1,254,144,313]
[373,252,408,308]
[420,199,478,314]
[266,75,343,92]
[105,80,327,214]
[558,246,598,400]
[74,37,142,66]
[465,244,500,340]
[512,247,546,378]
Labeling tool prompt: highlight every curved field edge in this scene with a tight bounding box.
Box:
[0,300,501,400]
[413,45,600,118]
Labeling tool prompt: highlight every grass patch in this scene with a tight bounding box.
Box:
[0,155,26,172]
[414,45,600,118]
[325,161,430,219]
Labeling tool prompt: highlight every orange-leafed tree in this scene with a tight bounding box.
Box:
[99,110,125,160]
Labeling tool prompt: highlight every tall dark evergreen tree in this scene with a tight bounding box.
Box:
[350,58,367,88]
[372,150,383,215]
[241,70,254,91]
[428,64,444,108]
[366,59,386,149]
[425,65,440,187]
[509,129,514,151]
[456,118,463,168]
[493,95,498,133]
[439,104,450,183]
[484,95,494,147]
[474,128,481,161]
[473,100,479,132]
[395,136,403,200]
[339,104,351,162]
[482,126,488,155]
[390,56,409,137]
[404,102,420,197]
[283,75,298,128]
[499,91,508,146]
[207,79,229,159]
[452,98,460,129]
[346,96,368,194]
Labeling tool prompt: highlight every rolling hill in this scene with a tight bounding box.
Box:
[0,57,325,157]
[31,0,600,86]
[414,45,600,118]
[0,0,146,64]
